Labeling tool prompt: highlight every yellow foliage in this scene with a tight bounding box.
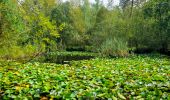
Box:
[15,86,23,91]
[70,7,86,33]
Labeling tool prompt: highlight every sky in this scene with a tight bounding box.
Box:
[62,0,120,6]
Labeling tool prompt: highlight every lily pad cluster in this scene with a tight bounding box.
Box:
[0,55,170,99]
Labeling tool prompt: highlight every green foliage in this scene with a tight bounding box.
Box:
[100,38,129,57]
[0,45,37,60]
[0,0,26,59]
[1,0,170,60]
[89,8,130,56]
[127,0,170,52]
[0,0,62,60]
[142,0,170,51]
[0,55,170,99]
[21,0,61,53]
[51,2,90,50]
[1,1,170,99]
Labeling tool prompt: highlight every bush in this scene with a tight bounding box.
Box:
[0,45,39,61]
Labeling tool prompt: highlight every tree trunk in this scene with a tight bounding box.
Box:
[130,0,134,17]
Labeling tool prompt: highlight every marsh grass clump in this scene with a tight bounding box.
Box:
[100,38,129,57]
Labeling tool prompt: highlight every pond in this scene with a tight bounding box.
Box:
[36,52,97,64]
[44,55,95,64]
[1,54,170,99]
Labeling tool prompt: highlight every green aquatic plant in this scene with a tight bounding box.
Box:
[0,55,170,99]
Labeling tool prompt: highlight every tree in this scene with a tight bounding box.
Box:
[143,0,170,52]
[0,0,27,59]
[21,0,62,53]
[0,0,62,60]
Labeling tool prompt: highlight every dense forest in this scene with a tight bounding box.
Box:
[0,0,170,99]
[1,0,170,60]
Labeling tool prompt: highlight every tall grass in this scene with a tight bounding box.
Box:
[100,38,129,57]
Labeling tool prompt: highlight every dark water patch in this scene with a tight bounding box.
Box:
[159,50,170,56]
[134,48,154,54]
[36,52,98,64]
[33,52,97,64]
[44,55,95,64]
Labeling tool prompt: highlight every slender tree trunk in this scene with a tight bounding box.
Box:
[130,0,134,17]
[0,16,2,36]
